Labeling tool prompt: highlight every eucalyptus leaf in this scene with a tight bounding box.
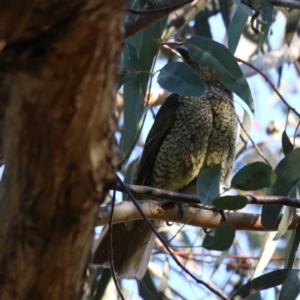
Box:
[186,36,254,113]
[219,0,231,29]
[202,224,235,251]
[260,0,274,26]
[245,293,263,300]
[279,269,300,300]
[121,89,144,161]
[282,130,294,156]
[120,17,167,164]
[196,164,221,205]
[262,148,300,229]
[273,206,296,240]
[231,162,276,191]
[193,16,212,39]
[228,8,248,54]
[138,270,167,299]
[285,181,300,268]
[212,195,247,210]
[90,268,111,300]
[157,62,205,96]
[256,23,269,50]
[267,149,300,196]
[232,0,254,16]
[232,269,296,299]
[285,212,300,268]
[253,0,273,48]
[129,16,168,95]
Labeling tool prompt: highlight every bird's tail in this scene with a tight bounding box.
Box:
[92,220,156,279]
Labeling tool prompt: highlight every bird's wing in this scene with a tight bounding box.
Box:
[135,93,182,185]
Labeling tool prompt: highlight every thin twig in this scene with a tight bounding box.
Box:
[162,0,206,39]
[115,183,300,208]
[247,194,300,207]
[108,182,124,300]
[237,117,271,166]
[235,57,300,120]
[125,0,193,38]
[116,175,229,300]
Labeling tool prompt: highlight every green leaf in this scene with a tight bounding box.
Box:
[121,88,144,160]
[245,293,263,300]
[118,68,138,89]
[129,17,168,95]
[232,0,254,16]
[231,162,276,191]
[196,164,221,205]
[273,206,296,240]
[262,148,300,229]
[212,195,247,210]
[138,270,167,299]
[255,1,273,50]
[90,268,111,300]
[267,148,300,196]
[279,270,300,300]
[228,8,248,54]
[282,130,294,156]
[157,62,205,96]
[285,187,300,268]
[219,0,231,29]
[202,224,235,251]
[193,16,212,39]
[120,16,167,164]
[283,182,300,267]
[285,222,300,269]
[120,42,145,162]
[260,0,274,26]
[186,36,254,113]
[232,269,297,299]
[256,23,269,50]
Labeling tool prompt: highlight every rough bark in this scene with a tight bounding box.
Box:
[0,1,123,299]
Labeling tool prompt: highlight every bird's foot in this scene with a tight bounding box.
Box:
[212,208,227,224]
[203,208,227,233]
[162,201,184,226]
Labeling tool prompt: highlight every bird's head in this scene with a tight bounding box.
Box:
[175,45,232,98]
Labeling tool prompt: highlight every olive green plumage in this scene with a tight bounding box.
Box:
[93,47,238,279]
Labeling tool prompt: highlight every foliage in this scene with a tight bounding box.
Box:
[88,0,300,299]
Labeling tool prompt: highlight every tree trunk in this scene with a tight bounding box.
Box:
[0,1,123,299]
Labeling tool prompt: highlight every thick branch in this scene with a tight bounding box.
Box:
[97,200,300,231]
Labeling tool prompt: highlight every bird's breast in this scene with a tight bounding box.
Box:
[147,92,237,192]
